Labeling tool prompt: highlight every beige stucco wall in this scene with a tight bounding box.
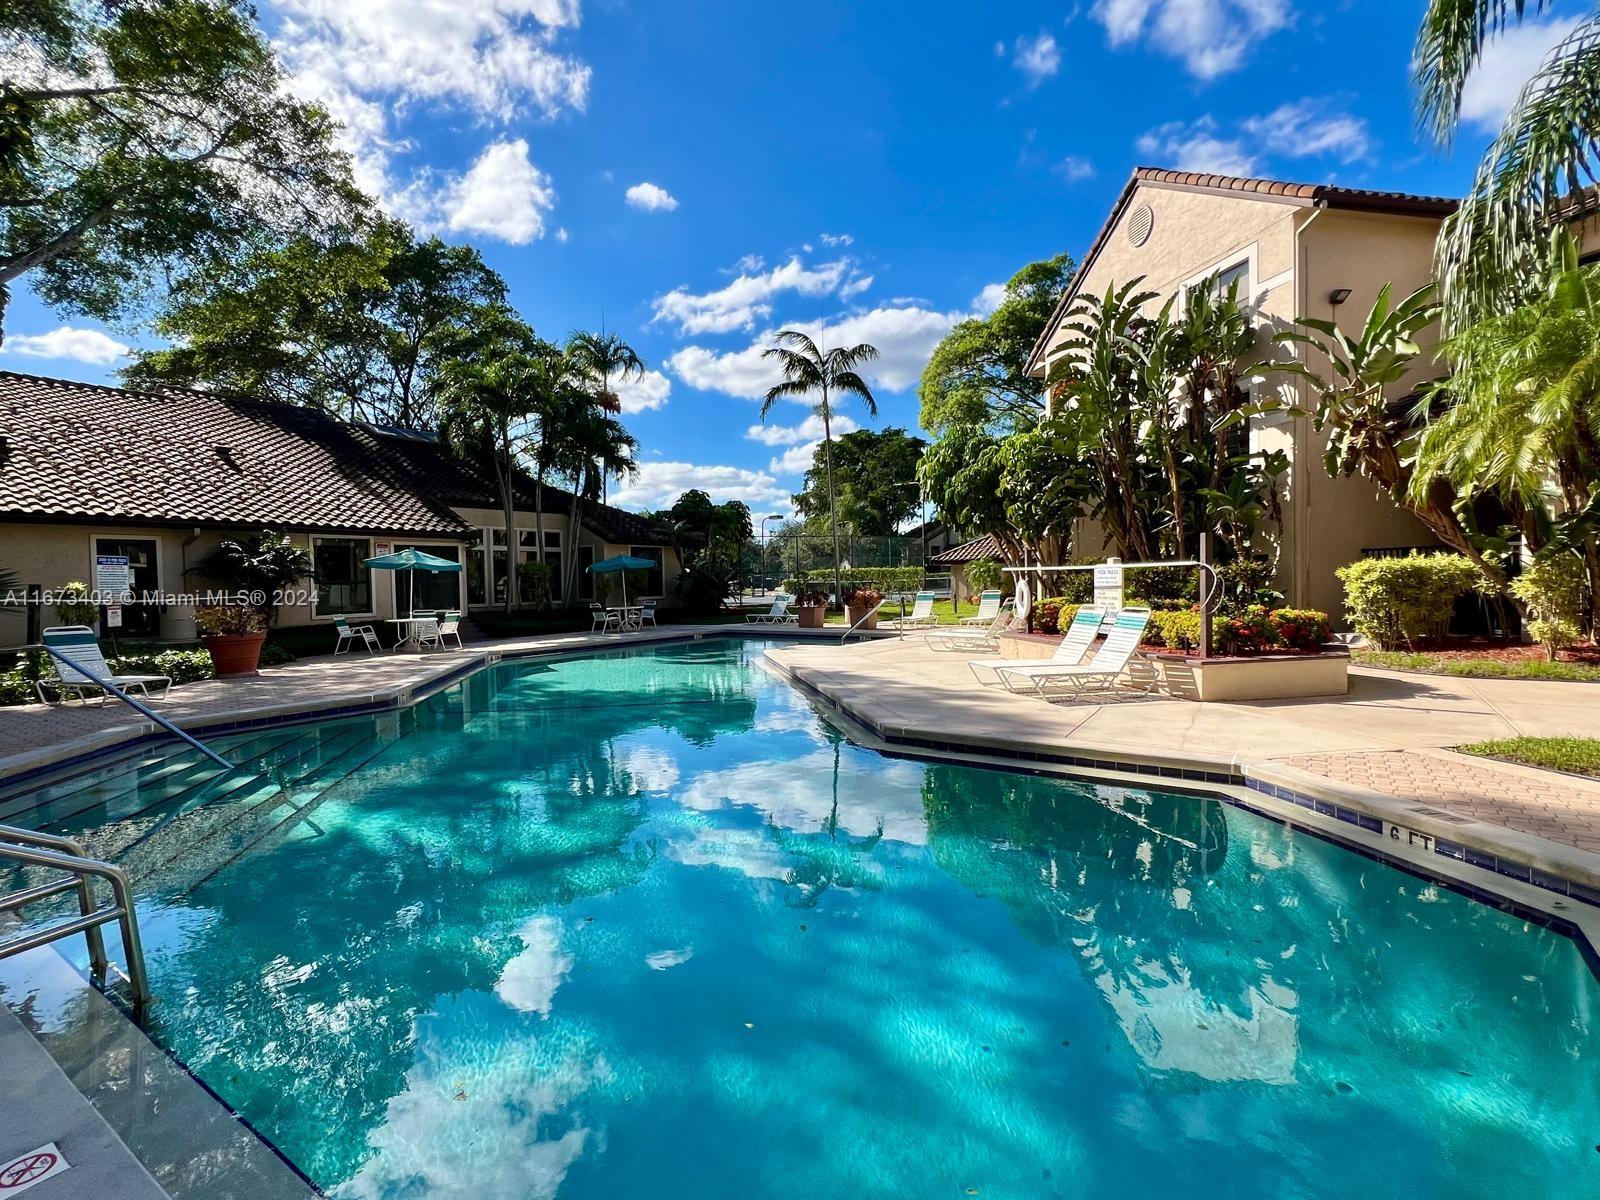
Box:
[1288,209,1449,617]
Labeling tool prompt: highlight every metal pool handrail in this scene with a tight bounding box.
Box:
[841,598,891,644]
[25,641,234,770]
[0,824,152,1012]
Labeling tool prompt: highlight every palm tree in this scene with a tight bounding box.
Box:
[436,316,545,613]
[1416,231,1600,626]
[557,406,639,603]
[761,329,878,609]
[567,330,645,415]
[522,345,589,583]
[1414,4,1600,329]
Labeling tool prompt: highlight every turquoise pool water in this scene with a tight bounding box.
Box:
[6,638,1598,1197]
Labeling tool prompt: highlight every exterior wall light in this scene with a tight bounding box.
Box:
[1328,288,1352,305]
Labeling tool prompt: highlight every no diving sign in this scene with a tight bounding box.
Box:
[0,1144,69,1193]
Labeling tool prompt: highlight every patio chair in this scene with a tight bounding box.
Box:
[924,600,1016,652]
[968,605,1105,684]
[590,602,622,633]
[959,590,1004,625]
[638,598,658,628]
[882,591,938,630]
[412,616,443,651]
[333,615,381,655]
[991,608,1154,698]
[37,626,172,705]
[435,610,464,649]
[747,594,797,624]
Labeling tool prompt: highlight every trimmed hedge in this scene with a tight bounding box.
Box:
[2,643,298,706]
[1336,553,1480,649]
[780,567,926,596]
[1145,609,1203,650]
[1029,598,1080,635]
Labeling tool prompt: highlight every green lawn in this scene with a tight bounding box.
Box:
[1458,736,1600,778]
[1355,650,1600,683]
[822,598,987,627]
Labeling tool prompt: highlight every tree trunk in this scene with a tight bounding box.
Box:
[565,481,584,605]
[498,426,516,615]
[823,387,843,609]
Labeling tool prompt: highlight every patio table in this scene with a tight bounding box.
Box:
[385,617,436,652]
[608,605,642,631]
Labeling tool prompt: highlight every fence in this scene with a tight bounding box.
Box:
[752,534,933,590]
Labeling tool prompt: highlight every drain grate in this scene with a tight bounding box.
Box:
[1407,805,1473,825]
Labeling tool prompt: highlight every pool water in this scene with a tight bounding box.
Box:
[5,638,1597,1198]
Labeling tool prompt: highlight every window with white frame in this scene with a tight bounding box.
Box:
[312,536,372,615]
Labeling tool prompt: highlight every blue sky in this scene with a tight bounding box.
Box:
[3,0,1581,514]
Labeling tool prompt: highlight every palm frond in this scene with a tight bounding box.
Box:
[1414,0,1548,146]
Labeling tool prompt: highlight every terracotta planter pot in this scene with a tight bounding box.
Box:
[795,605,826,629]
[845,605,878,631]
[203,631,268,676]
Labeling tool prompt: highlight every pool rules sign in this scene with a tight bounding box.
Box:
[1093,561,1125,611]
[0,1144,69,1193]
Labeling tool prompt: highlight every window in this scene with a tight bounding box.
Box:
[515,529,562,602]
[1213,259,1249,295]
[465,530,487,606]
[629,545,664,596]
[312,537,372,615]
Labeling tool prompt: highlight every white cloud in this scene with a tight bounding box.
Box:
[1052,154,1096,182]
[1241,100,1370,162]
[1012,32,1062,85]
[652,256,856,335]
[973,283,1008,314]
[275,0,588,235]
[768,444,818,474]
[1140,101,1368,177]
[612,369,670,413]
[608,461,792,512]
[838,274,874,300]
[819,232,853,247]
[402,138,555,244]
[3,326,130,366]
[624,181,679,212]
[1093,0,1292,79]
[669,303,966,400]
[1138,113,1259,174]
[1459,16,1583,133]
[555,227,570,243]
[744,412,859,447]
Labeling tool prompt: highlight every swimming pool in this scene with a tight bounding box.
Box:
[5,637,1597,1197]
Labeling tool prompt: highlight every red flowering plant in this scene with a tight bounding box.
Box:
[1270,608,1333,652]
[1217,605,1276,655]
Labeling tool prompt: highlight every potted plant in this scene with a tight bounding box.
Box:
[845,587,883,630]
[194,604,269,675]
[794,589,828,629]
[189,531,314,675]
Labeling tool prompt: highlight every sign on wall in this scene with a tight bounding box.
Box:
[1093,561,1125,611]
[94,554,131,600]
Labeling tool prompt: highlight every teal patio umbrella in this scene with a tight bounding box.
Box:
[365,548,464,616]
[589,554,654,608]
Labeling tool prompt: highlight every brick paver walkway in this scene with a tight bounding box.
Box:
[1281,749,1600,853]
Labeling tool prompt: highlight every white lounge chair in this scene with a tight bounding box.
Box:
[968,605,1104,683]
[38,626,172,705]
[882,591,938,630]
[924,601,1016,651]
[959,590,1004,625]
[333,615,381,654]
[992,608,1154,698]
[590,602,622,633]
[747,594,798,624]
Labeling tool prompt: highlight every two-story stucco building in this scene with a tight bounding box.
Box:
[1027,167,1460,619]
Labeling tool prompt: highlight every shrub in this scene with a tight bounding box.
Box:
[54,581,97,626]
[1144,609,1203,651]
[782,567,925,596]
[1510,550,1587,660]
[964,557,1003,594]
[676,561,737,615]
[1217,557,1283,610]
[194,604,268,635]
[1270,608,1333,652]
[1218,605,1275,655]
[847,588,884,609]
[1129,564,1197,603]
[1030,598,1081,635]
[1335,553,1479,649]
[517,560,553,609]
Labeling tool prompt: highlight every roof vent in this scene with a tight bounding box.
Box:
[1127,203,1154,247]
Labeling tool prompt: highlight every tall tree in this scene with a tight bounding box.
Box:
[1414,3,1600,329]
[435,308,545,613]
[761,329,879,608]
[125,219,507,425]
[566,329,646,504]
[1,0,361,338]
[793,428,927,535]
[556,405,639,602]
[1417,231,1600,625]
[918,252,1075,433]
